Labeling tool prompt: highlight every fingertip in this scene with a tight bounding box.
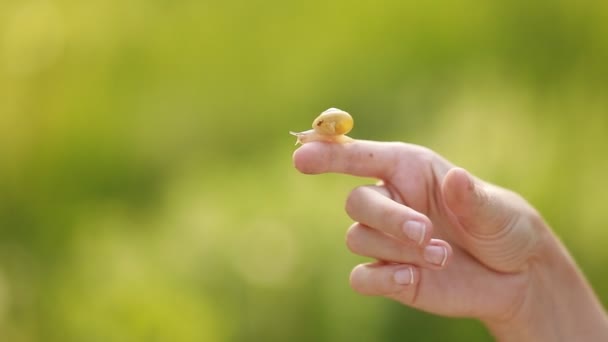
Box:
[292,142,328,174]
[445,167,474,191]
[350,263,418,296]
[426,239,453,269]
[393,266,418,286]
[403,218,434,246]
[442,167,475,215]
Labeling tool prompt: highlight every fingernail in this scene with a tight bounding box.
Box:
[403,221,425,245]
[393,268,414,285]
[424,245,448,267]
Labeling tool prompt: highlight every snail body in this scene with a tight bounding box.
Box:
[290,108,354,145]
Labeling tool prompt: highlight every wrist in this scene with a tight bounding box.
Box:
[483,231,608,341]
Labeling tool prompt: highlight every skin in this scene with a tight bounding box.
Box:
[292,140,608,341]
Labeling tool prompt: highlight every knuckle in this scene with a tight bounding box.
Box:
[349,265,366,294]
[345,224,362,253]
[381,204,401,221]
[345,186,366,216]
[380,204,406,232]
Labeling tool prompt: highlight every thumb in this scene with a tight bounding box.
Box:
[442,167,512,237]
[442,167,541,272]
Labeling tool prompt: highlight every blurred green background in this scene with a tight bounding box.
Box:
[1,0,608,341]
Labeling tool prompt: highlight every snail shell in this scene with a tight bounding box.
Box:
[290,108,354,145]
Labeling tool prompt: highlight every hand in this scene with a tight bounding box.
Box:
[293,140,608,341]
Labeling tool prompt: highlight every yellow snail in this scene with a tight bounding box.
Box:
[290,108,354,145]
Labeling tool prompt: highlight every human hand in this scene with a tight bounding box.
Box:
[293,140,608,341]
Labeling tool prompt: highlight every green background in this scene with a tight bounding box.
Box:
[1,0,607,341]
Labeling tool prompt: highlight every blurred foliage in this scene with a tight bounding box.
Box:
[1,0,608,341]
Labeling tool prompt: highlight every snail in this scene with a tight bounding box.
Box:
[290,108,354,145]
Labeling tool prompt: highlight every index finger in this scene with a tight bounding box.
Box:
[292,140,411,180]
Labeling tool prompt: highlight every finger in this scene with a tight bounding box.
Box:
[350,262,419,296]
[442,167,513,236]
[346,223,452,269]
[345,185,433,245]
[351,257,526,318]
[442,167,540,272]
[293,140,423,179]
